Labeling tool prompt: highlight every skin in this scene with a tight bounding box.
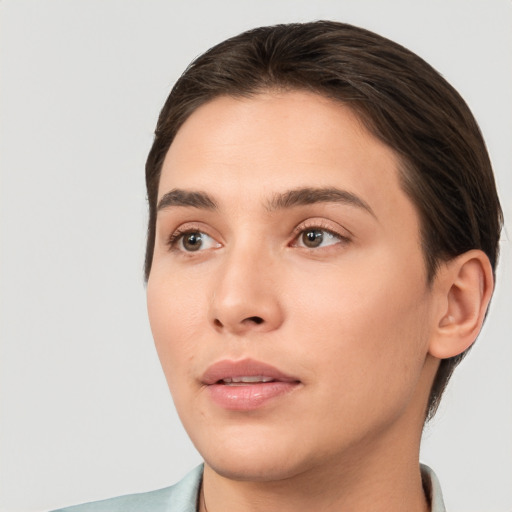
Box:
[146,91,493,512]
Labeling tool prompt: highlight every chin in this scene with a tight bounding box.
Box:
[189,422,315,482]
[205,452,306,483]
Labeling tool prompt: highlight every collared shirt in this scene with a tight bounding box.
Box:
[54,463,446,512]
[421,463,446,512]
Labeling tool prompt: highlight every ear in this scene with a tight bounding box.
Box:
[429,250,494,359]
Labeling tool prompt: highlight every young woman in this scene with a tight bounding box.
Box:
[55,21,502,512]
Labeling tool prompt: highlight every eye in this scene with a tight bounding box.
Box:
[295,228,345,249]
[170,230,220,252]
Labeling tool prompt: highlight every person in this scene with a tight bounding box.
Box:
[54,20,502,512]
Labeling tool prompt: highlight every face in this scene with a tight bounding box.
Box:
[147,91,438,481]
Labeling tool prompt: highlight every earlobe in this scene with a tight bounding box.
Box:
[429,250,494,360]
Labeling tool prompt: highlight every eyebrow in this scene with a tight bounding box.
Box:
[157,189,217,211]
[266,187,376,217]
[156,186,375,217]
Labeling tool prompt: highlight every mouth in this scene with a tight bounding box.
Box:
[220,375,276,385]
[201,359,301,410]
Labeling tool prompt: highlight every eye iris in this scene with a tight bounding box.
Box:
[183,232,202,251]
[303,229,323,248]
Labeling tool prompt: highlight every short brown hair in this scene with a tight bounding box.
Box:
[144,21,503,420]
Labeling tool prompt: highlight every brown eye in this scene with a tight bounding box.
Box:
[295,228,344,249]
[170,230,220,253]
[302,229,324,248]
[181,232,203,251]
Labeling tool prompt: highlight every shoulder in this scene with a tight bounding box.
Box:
[52,465,203,512]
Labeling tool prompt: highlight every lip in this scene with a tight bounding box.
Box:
[201,358,301,410]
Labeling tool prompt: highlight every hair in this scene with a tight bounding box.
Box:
[144,21,502,420]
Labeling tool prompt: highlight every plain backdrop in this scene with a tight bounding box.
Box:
[1,1,511,511]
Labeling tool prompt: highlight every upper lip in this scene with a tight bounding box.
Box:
[201,358,300,385]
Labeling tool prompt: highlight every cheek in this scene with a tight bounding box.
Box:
[292,254,432,400]
[146,271,206,388]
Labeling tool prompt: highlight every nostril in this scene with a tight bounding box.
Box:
[246,316,264,325]
[213,315,266,330]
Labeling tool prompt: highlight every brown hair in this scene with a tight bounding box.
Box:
[144,21,502,420]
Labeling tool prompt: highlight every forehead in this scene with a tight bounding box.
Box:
[159,91,417,229]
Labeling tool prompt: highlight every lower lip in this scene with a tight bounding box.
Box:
[206,381,299,410]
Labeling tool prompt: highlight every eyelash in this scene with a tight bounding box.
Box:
[167,226,196,246]
[166,221,351,253]
[291,221,350,249]
[166,225,214,252]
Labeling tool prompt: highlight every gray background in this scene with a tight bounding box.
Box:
[1,1,510,511]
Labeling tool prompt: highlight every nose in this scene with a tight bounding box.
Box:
[209,242,284,335]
